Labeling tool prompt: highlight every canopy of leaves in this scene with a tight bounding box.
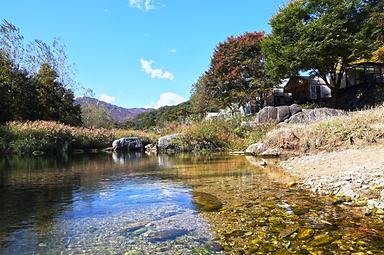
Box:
[0,20,81,126]
[190,74,223,115]
[261,0,384,93]
[204,32,272,110]
[0,19,77,90]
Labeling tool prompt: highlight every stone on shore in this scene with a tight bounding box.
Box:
[254,105,345,125]
[260,148,281,157]
[157,134,181,151]
[112,137,143,152]
[145,144,157,152]
[285,108,345,124]
[255,104,301,124]
[245,143,280,157]
[245,143,267,155]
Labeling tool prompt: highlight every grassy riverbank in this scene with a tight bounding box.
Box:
[0,117,275,155]
[161,118,275,152]
[0,121,157,155]
[264,105,384,155]
[2,105,383,156]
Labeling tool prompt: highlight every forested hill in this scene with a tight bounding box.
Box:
[127,101,193,129]
[75,97,152,123]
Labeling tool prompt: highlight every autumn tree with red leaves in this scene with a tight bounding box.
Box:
[204,32,272,111]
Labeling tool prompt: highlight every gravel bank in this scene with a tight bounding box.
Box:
[280,144,384,210]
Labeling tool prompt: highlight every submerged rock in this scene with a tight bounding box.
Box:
[120,225,147,237]
[297,228,315,240]
[279,226,298,238]
[192,191,223,212]
[147,229,189,242]
[310,233,341,247]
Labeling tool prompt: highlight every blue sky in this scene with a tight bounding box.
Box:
[0,0,288,108]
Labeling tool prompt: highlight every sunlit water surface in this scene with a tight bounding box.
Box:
[1,153,384,254]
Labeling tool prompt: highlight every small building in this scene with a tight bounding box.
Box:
[340,62,384,89]
[284,76,332,104]
[265,88,293,106]
[264,79,293,106]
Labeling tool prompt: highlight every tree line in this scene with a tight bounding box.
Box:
[131,0,383,130]
[190,0,384,114]
[0,20,81,125]
[2,0,383,129]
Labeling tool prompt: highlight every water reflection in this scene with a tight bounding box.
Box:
[0,153,217,255]
[1,153,384,254]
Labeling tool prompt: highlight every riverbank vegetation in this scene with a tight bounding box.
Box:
[0,121,157,155]
[264,105,384,155]
[168,118,274,152]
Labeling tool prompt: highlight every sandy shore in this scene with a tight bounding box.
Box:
[280,143,384,209]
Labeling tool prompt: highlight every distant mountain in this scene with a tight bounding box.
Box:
[75,97,153,123]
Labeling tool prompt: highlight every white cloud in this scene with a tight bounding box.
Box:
[129,0,156,11]
[140,58,174,80]
[99,93,116,104]
[146,92,187,109]
[168,48,177,54]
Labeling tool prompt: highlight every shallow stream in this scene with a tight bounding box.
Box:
[0,153,383,254]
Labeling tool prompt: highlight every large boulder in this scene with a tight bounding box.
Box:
[286,108,345,124]
[255,105,345,125]
[255,105,302,124]
[112,137,143,152]
[157,133,181,151]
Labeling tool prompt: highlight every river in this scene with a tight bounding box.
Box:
[0,153,383,254]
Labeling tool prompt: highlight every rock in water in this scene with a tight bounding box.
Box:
[112,137,143,152]
[192,191,223,211]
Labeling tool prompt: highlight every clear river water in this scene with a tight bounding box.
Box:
[1,153,384,254]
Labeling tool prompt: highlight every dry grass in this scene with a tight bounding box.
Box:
[161,118,275,152]
[0,121,158,154]
[263,105,384,154]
